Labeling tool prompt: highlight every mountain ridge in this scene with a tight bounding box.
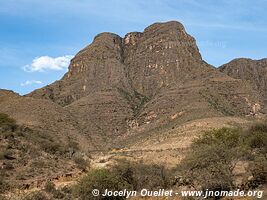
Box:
[0,21,265,150]
[23,21,263,148]
[1,21,266,192]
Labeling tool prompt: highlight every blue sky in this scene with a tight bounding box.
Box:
[0,0,267,95]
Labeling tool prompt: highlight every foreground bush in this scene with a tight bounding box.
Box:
[0,176,9,193]
[247,155,267,188]
[112,159,172,190]
[243,122,267,188]
[73,160,173,199]
[0,113,17,132]
[74,168,132,200]
[243,122,267,153]
[178,128,242,191]
[22,191,49,200]
[178,123,267,194]
[73,153,89,171]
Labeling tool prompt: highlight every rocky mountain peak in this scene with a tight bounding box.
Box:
[1,21,264,155]
[143,21,202,60]
[144,21,185,33]
[123,32,142,46]
[28,21,262,121]
[94,32,121,42]
[121,21,205,97]
[30,21,209,104]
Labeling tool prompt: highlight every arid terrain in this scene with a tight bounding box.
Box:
[0,21,266,199]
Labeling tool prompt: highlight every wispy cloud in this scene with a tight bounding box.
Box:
[21,80,43,86]
[23,55,74,72]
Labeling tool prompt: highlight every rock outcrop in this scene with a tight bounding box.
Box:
[1,21,266,192]
[7,21,264,148]
[219,58,267,113]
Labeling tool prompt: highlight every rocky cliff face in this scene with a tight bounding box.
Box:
[1,21,266,192]
[18,21,264,148]
[219,58,267,112]
[29,22,207,104]
[122,21,208,97]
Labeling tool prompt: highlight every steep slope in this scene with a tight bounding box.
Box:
[0,89,92,151]
[27,21,262,149]
[0,90,94,190]
[219,58,267,113]
[0,112,82,191]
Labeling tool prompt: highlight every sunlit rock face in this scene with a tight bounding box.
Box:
[27,21,263,148]
[28,21,209,105]
[219,58,267,113]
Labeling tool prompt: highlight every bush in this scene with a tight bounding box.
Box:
[44,181,56,193]
[44,181,65,199]
[23,130,65,156]
[243,123,267,152]
[177,123,267,194]
[74,156,88,171]
[74,168,132,200]
[111,159,135,187]
[40,140,64,155]
[0,149,13,160]
[133,163,171,190]
[22,191,49,200]
[0,176,9,193]
[73,160,173,200]
[112,159,172,191]
[178,128,243,192]
[247,155,267,188]
[249,122,267,133]
[0,113,17,132]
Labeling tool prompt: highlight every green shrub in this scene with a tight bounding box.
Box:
[73,156,88,171]
[244,123,267,188]
[0,149,13,160]
[249,122,267,133]
[243,123,267,152]
[178,128,243,191]
[0,176,9,193]
[178,123,267,193]
[22,191,49,200]
[0,113,17,132]
[44,181,65,199]
[112,159,172,191]
[23,130,65,156]
[192,128,241,148]
[44,181,56,193]
[40,140,64,155]
[112,159,135,187]
[74,168,132,200]
[247,155,267,188]
[67,140,79,152]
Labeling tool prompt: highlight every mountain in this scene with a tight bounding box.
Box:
[0,21,266,192]
[0,89,92,150]
[27,21,261,148]
[219,58,267,113]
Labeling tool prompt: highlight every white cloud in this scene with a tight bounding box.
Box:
[21,80,43,86]
[23,55,74,72]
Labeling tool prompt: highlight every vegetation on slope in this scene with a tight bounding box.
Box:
[0,113,89,196]
[1,112,266,199]
[178,123,267,194]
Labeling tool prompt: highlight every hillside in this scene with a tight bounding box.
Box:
[0,21,266,198]
[27,21,262,149]
[219,58,267,113]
